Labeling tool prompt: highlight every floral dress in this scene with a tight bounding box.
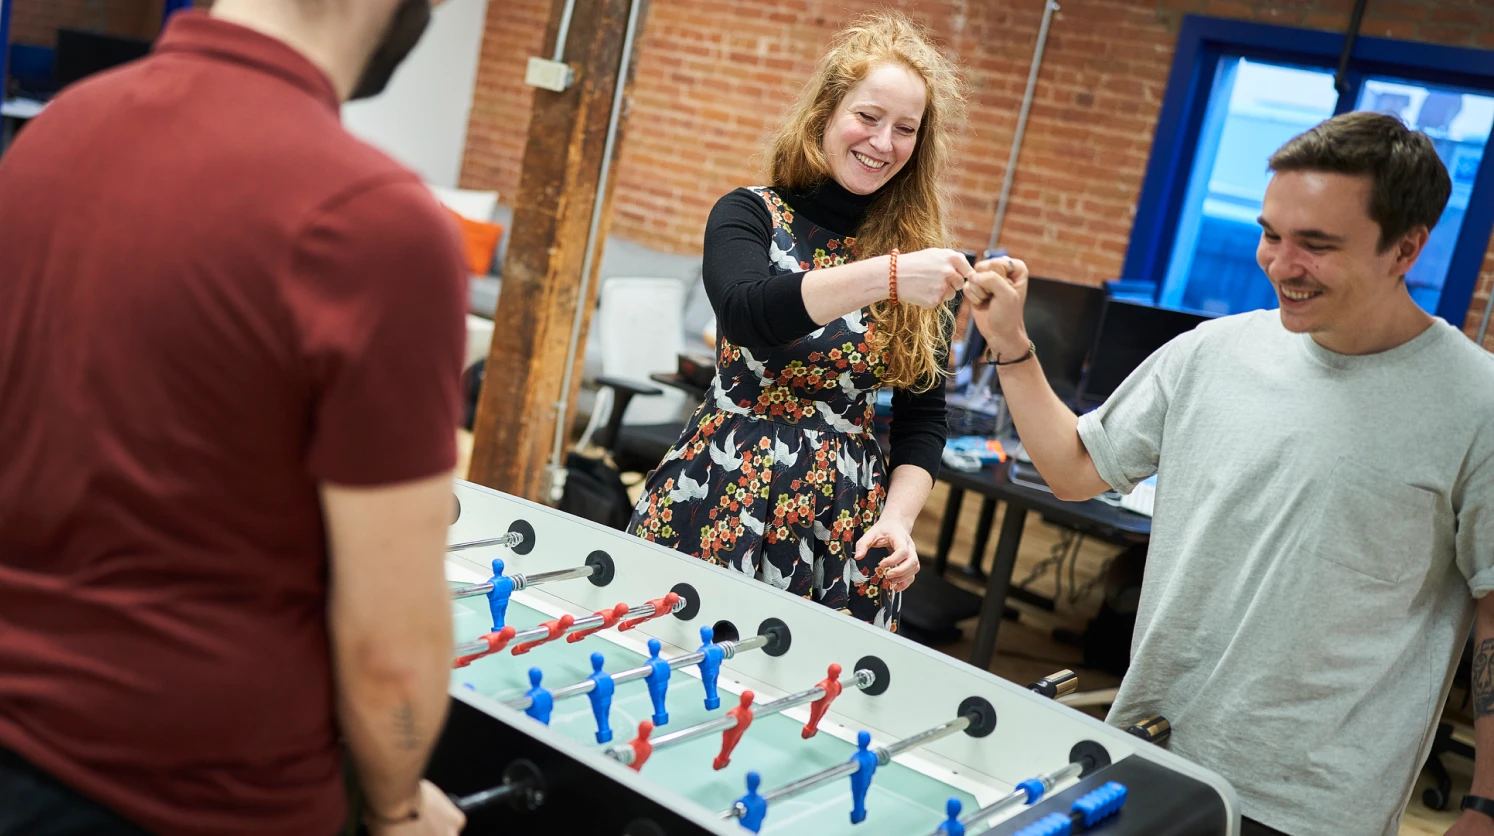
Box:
[627,187,901,630]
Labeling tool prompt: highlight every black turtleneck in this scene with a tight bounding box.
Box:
[701,181,876,350]
[777,179,877,240]
[699,182,948,480]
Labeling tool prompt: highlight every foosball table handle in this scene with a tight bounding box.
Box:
[1125,714,1171,746]
[447,758,546,814]
[1026,670,1079,700]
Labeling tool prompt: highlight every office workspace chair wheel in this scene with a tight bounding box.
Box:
[1422,784,1449,812]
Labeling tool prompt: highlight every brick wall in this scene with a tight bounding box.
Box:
[459,0,551,201]
[8,0,174,45]
[461,0,1494,346]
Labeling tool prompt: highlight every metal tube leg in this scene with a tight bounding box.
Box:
[933,487,964,576]
[970,503,1028,669]
[953,498,998,582]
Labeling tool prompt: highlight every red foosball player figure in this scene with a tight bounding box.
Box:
[713,691,755,770]
[802,663,844,739]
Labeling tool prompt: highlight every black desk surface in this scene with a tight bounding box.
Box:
[940,459,1152,541]
[649,372,707,402]
[900,458,1151,666]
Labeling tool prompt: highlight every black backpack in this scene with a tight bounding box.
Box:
[557,451,635,531]
[466,360,634,530]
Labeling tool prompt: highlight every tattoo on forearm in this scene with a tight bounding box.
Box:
[393,703,421,751]
[1473,639,1494,718]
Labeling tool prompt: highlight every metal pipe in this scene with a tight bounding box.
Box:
[499,634,769,711]
[447,532,525,553]
[946,762,1083,836]
[546,0,646,504]
[450,562,593,601]
[987,0,1060,254]
[454,594,681,659]
[1476,285,1493,348]
[876,716,971,764]
[551,0,578,63]
[723,705,978,820]
[451,582,494,601]
[605,668,873,766]
[519,565,595,587]
[1334,0,1370,97]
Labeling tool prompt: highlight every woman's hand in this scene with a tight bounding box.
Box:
[964,255,1032,358]
[854,516,921,594]
[893,248,976,308]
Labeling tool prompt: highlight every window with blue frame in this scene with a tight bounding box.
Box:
[1124,17,1494,327]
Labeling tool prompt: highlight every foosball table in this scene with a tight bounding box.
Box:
[429,479,1240,835]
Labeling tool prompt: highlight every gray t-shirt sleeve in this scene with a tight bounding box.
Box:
[1458,448,1494,597]
[1076,331,1197,495]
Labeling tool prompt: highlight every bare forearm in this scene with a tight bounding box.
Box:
[333,598,452,818]
[995,355,1108,501]
[322,474,457,822]
[881,464,934,527]
[801,256,891,325]
[1470,598,1494,797]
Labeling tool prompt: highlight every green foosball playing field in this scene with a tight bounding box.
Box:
[449,591,978,835]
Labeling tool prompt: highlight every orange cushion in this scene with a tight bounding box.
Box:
[445,207,504,275]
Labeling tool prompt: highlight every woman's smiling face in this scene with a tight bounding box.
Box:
[821,62,927,195]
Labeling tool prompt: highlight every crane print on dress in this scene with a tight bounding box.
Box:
[627,187,898,630]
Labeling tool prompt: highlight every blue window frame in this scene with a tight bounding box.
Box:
[0,0,12,97]
[1123,16,1494,325]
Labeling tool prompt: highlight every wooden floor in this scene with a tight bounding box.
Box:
[455,432,1467,833]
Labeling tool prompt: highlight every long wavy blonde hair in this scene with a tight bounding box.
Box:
[766,11,967,392]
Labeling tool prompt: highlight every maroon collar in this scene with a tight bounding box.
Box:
[153,11,340,111]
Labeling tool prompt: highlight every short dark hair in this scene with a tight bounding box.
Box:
[1268,111,1451,252]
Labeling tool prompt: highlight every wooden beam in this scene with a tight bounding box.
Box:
[468,0,646,502]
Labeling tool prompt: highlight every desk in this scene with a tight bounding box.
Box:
[648,371,707,401]
[910,461,1151,671]
[645,372,1151,671]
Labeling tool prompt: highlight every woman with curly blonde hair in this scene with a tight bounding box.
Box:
[628,11,977,631]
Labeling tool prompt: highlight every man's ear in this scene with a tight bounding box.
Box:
[1391,225,1431,279]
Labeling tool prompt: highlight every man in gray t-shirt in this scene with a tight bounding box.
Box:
[965,111,1494,836]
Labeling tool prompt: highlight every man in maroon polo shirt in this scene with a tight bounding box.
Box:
[0,2,470,834]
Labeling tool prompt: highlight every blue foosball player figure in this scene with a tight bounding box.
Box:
[938,798,964,835]
[696,625,725,710]
[737,771,769,833]
[523,667,552,725]
[848,730,879,824]
[487,557,516,632]
[586,652,615,744]
[643,638,671,726]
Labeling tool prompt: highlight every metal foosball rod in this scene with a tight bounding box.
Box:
[453,552,620,637]
[721,698,997,824]
[452,592,682,666]
[604,664,875,768]
[446,530,526,553]
[924,761,1083,836]
[449,562,593,600]
[500,627,772,713]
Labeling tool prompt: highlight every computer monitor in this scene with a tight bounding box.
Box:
[55,29,153,89]
[959,276,1105,401]
[1078,299,1216,406]
[1023,276,1106,400]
